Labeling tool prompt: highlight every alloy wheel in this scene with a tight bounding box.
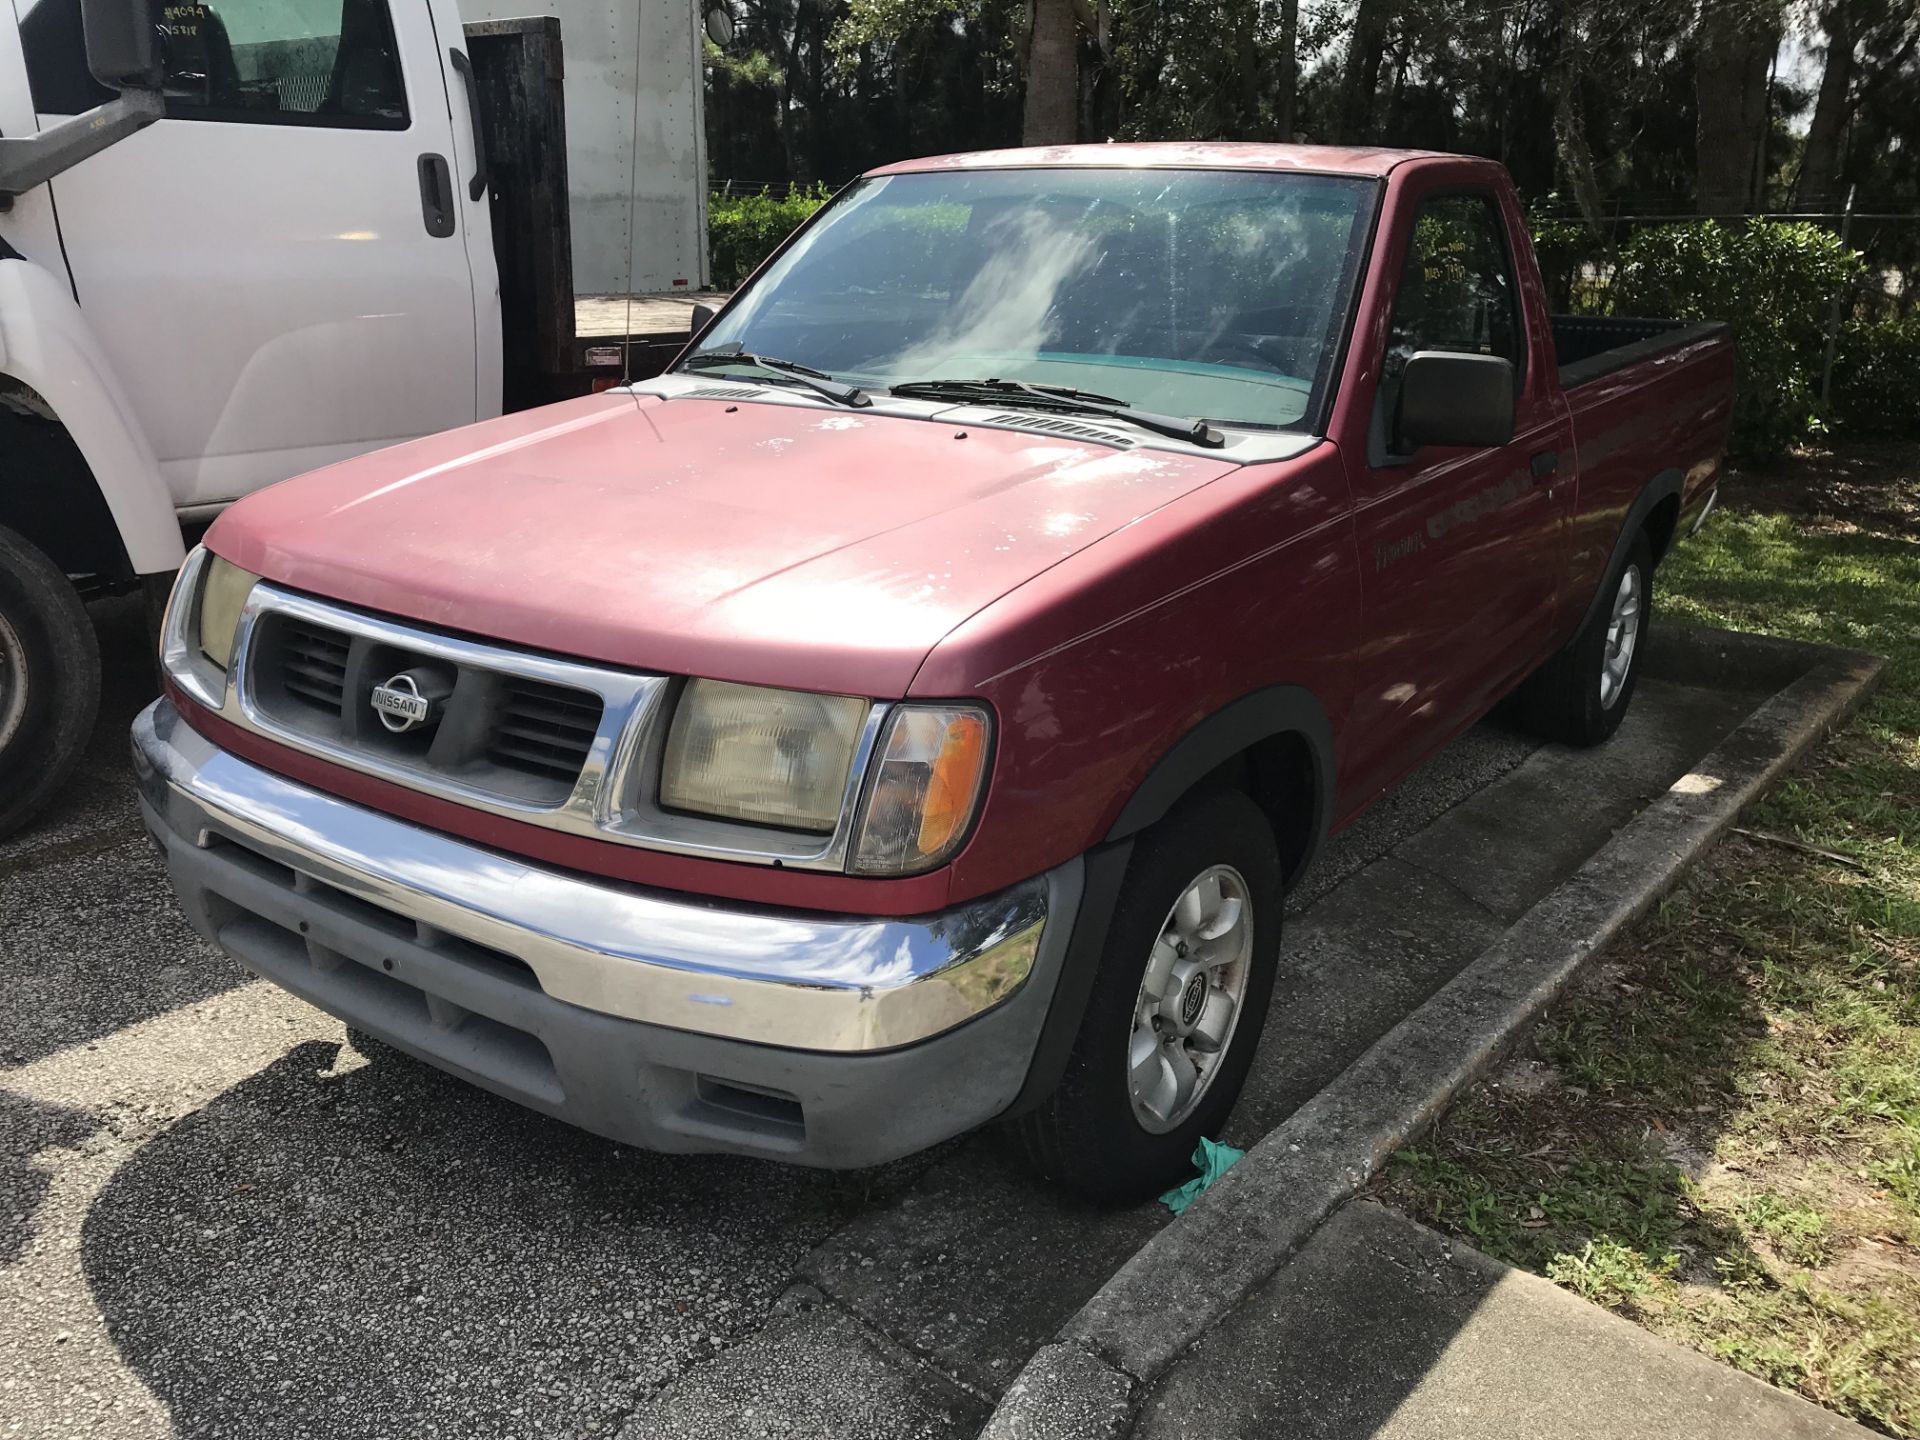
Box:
[0,612,29,754]
[1127,863,1255,1134]
[1599,565,1643,711]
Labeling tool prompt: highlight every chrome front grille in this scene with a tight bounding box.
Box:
[246,605,612,807]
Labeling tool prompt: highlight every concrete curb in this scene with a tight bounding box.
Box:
[980,627,1885,1440]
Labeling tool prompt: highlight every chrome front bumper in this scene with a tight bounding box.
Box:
[133,698,1083,1166]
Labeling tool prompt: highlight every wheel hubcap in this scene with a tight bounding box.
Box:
[1127,864,1254,1134]
[0,613,29,754]
[1599,565,1642,711]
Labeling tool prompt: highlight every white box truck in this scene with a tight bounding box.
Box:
[0,0,722,833]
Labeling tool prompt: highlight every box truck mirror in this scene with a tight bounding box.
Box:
[84,0,162,90]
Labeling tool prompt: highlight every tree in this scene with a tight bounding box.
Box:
[1335,0,1393,142]
[1549,0,1606,229]
[1111,0,1262,140]
[1796,1,1854,210]
[1795,0,1920,211]
[705,0,1915,295]
[1274,0,1299,139]
[1694,0,1782,215]
[1023,0,1081,142]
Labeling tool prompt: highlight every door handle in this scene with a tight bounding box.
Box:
[1529,449,1559,481]
[417,153,454,237]
[448,49,489,201]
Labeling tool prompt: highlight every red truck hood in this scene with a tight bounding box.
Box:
[206,393,1244,697]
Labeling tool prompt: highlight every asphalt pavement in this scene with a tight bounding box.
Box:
[4,597,1736,1440]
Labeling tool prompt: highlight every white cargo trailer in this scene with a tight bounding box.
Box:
[461,0,710,296]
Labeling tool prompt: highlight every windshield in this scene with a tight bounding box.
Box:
[683,167,1379,432]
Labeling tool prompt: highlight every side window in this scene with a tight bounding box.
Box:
[21,0,408,125]
[158,0,408,126]
[1380,194,1523,431]
[20,0,407,124]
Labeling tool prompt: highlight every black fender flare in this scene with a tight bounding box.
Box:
[1104,681,1336,879]
[1574,467,1682,639]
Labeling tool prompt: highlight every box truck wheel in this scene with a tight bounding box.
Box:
[0,525,101,839]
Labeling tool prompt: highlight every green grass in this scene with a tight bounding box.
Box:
[1378,446,1920,1435]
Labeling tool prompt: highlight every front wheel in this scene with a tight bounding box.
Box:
[1012,789,1282,1202]
[0,525,101,839]
[1513,531,1654,748]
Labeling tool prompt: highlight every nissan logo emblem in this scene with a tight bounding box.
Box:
[369,674,434,734]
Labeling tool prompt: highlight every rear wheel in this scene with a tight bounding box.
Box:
[1513,531,1654,747]
[1013,789,1282,1202]
[0,525,101,839]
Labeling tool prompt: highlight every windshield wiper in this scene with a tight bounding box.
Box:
[887,377,1224,448]
[680,351,870,408]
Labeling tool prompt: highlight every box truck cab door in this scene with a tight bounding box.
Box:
[21,0,480,508]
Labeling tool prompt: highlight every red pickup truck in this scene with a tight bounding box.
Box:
[134,144,1732,1199]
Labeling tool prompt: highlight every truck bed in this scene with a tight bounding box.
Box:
[575,292,731,341]
[1553,315,1731,390]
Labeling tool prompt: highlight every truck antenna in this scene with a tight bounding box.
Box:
[620,0,647,387]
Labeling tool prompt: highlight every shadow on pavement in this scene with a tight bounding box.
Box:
[79,1039,932,1440]
[0,1090,102,1267]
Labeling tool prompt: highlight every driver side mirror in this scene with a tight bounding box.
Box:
[690,301,717,339]
[83,0,162,90]
[0,0,160,198]
[1397,351,1515,451]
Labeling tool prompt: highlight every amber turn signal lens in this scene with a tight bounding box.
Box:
[850,705,993,876]
[917,710,990,857]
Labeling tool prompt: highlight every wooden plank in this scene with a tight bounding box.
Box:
[575,291,733,340]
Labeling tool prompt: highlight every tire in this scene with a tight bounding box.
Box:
[1513,530,1654,748]
[1012,789,1283,1203]
[0,525,101,839]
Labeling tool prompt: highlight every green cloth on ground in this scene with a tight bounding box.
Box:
[1159,1137,1246,1216]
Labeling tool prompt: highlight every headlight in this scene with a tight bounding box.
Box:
[196,553,261,671]
[660,679,869,833]
[849,705,991,876]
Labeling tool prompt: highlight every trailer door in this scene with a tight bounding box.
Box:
[23,0,481,509]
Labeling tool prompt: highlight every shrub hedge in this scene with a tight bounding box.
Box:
[705,196,1914,456]
[1828,317,1920,441]
[707,185,831,288]
[1610,221,1867,462]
